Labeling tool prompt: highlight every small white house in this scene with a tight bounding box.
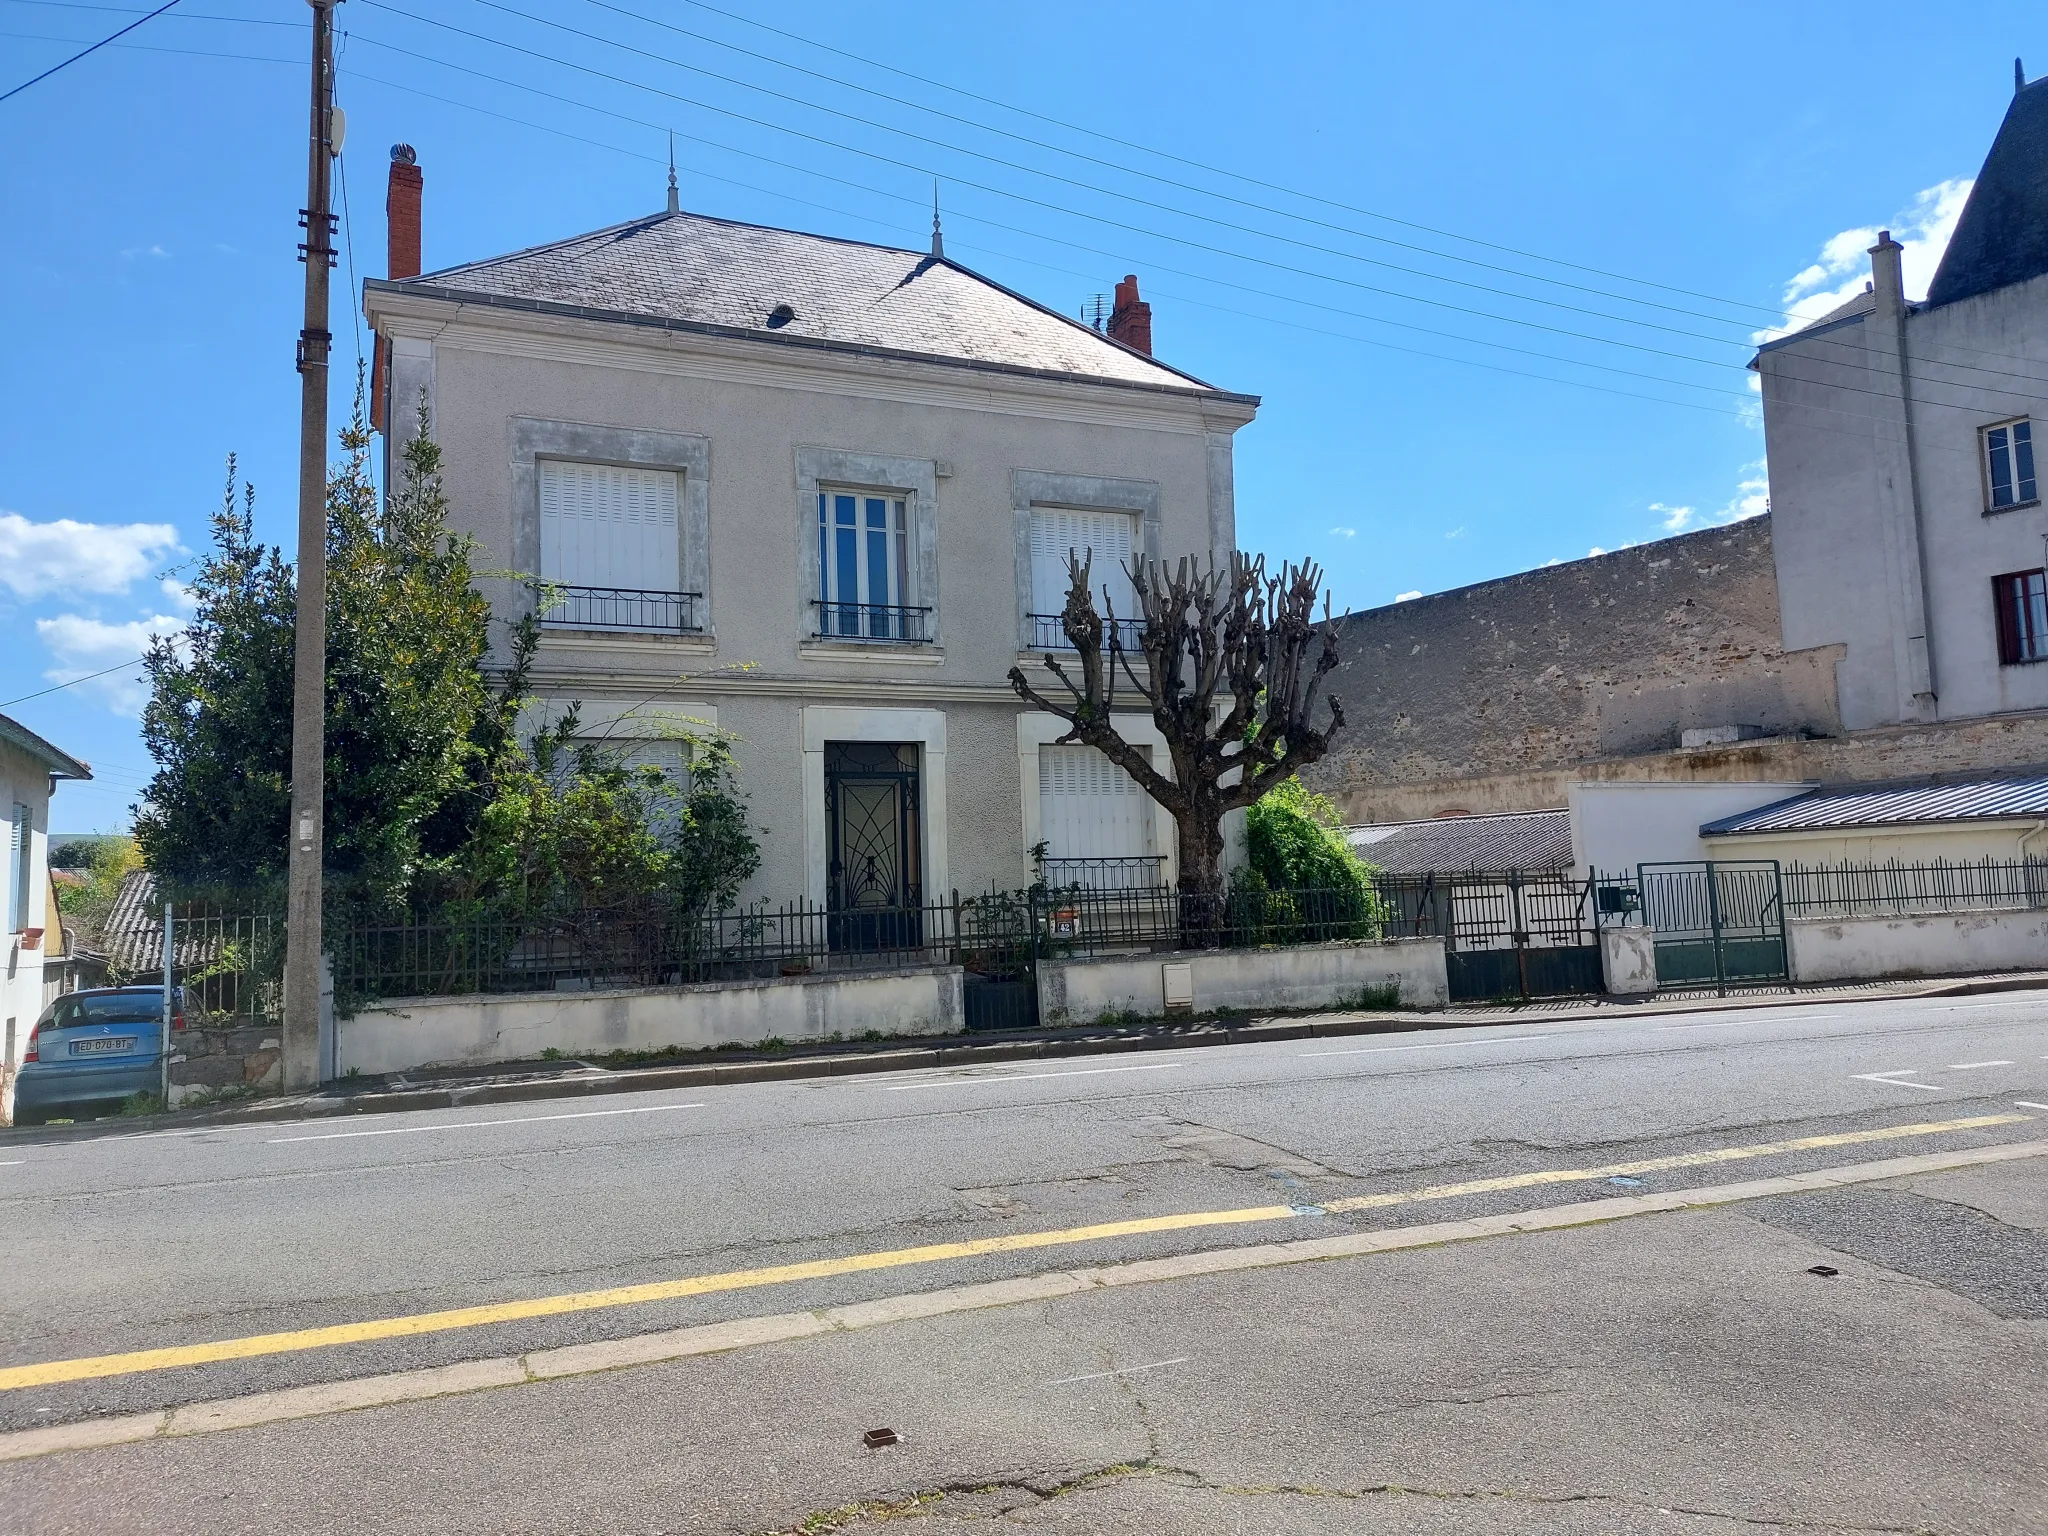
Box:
[1,713,92,1121]
[1699,772,2048,866]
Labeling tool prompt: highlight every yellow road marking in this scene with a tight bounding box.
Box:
[0,1112,2025,1393]
[1322,1114,2029,1212]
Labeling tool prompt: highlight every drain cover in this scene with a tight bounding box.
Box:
[863,1427,899,1448]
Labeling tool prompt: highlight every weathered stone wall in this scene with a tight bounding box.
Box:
[167,1023,282,1107]
[1305,517,2048,824]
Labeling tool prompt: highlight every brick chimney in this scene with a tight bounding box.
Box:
[1106,273,1152,355]
[373,144,423,435]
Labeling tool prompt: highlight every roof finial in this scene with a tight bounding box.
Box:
[930,178,944,259]
[2019,57,2028,95]
[666,132,680,214]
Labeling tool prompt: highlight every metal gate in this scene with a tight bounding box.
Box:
[1636,861,1788,990]
[954,890,1040,1032]
[1382,870,1604,1002]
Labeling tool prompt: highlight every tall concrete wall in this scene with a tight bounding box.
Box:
[1305,519,1843,822]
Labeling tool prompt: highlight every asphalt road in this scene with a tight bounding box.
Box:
[1,990,2046,1531]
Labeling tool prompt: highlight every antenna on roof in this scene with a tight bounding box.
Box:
[930,179,944,259]
[666,132,680,214]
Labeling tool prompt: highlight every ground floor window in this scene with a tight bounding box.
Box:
[1036,744,1161,889]
[1993,568,2048,664]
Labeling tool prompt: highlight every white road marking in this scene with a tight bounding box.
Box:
[1948,1060,2016,1070]
[881,1064,1184,1091]
[1301,1034,1555,1058]
[2018,1101,2048,1112]
[1853,1070,1946,1092]
[0,1161,22,1168]
[1049,1356,1190,1386]
[266,1103,704,1143]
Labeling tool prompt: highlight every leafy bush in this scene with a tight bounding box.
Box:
[1229,778,1388,943]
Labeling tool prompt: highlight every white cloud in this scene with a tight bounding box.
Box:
[1540,557,1562,567]
[1444,525,1467,540]
[35,613,185,714]
[160,577,195,611]
[1588,546,1606,557]
[120,244,170,261]
[1394,589,1422,602]
[1758,178,1971,342]
[1329,526,1357,538]
[1653,460,1771,534]
[0,512,183,600]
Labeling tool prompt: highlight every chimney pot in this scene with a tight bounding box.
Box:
[1106,273,1153,356]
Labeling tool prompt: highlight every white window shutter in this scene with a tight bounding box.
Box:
[539,463,681,590]
[1028,509,1137,619]
[1037,745,1150,865]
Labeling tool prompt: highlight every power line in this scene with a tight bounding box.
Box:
[0,0,179,101]
[0,658,150,709]
[559,0,1774,333]
[380,0,1772,355]
[655,0,1798,323]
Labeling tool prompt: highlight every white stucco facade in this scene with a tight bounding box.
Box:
[1759,246,2048,732]
[365,245,1255,907]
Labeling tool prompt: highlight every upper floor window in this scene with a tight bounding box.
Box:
[816,490,926,641]
[538,461,699,633]
[1993,568,2048,664]
[1027,507,1140,650]
[1984,418,2037,510]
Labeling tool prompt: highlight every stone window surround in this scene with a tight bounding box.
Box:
[1015,712,1177,890]
[1012,470,1163,651]
[1979,415,2042,516]
[796,448,941,649]
[802,706,948,908]
[509,416,713,634]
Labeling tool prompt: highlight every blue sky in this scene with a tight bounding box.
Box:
[2,0,2041,830]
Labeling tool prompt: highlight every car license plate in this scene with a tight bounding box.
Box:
[70,1036,137,1055]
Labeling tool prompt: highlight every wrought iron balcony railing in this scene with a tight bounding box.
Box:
[540,585,703,634]
[812,600,933,643]
[1027,613,1146,651]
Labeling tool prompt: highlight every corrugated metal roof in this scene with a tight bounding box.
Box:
[1702,773,2048,835]
[1347,809,1572,873]
[374,209,1231,396]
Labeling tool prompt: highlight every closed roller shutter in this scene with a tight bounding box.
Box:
[1029,509,1136,620]
[539,461,681,591]
[1037,745,1150,868]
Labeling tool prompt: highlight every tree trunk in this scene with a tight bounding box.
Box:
[1174,792,1228,949]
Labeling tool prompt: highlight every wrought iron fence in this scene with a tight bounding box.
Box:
[334,881,1394,1004]
[1782,856,2048,919]
[1038,855,1169,891]
[540,585,703,634]
[106,902,286,1024]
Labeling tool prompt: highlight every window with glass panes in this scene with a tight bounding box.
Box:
[816,491,916,639]
[1984,419,2037,510]
[1993,568,2048,664]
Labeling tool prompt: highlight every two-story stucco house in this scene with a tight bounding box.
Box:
[1757,70,2048,733]
[364,154,1257,913]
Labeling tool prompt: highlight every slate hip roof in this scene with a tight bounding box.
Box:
[369,209,1246,398]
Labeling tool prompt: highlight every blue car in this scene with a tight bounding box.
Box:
[13,986,187,1125]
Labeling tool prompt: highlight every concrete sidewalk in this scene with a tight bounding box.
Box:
[13,966,2043,1138]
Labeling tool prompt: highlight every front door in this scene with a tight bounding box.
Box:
[825,742,922,951]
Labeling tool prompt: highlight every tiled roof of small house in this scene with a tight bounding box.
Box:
[1347,809,1573,874]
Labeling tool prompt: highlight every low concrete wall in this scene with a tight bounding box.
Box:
[1039,937,1448,1025]
[1599,927,1659,996]
[339,963,967,1077]
[1787,908,2048,984]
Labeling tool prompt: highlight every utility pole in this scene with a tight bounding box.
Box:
[283,0,341,1091]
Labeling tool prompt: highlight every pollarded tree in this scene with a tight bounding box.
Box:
[1007,550,1346,926]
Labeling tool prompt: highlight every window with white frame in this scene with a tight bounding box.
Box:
[1028,507,1139,649]
[537,461,694,631]
[817,490,921,640]
[1984,418,2038,510]
[1036,745,1160,889]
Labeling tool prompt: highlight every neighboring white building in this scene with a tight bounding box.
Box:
[1758,71,2048,732]
[1,713,91,1119]
[364,156,1255,912]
